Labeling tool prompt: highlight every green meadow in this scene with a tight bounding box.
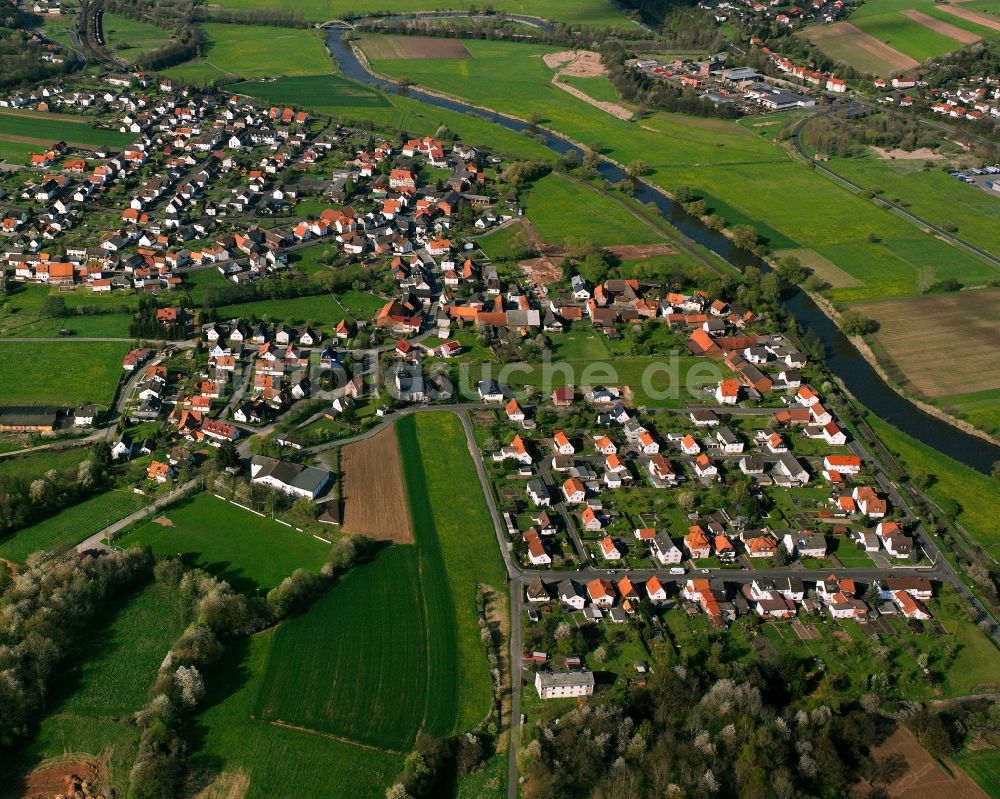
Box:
[0,341,130,406]
[117,493,331,592]
[102,12,171,62]
[359,35,999,300]
[853,11,964,62]
[0,488,143,563]
[523,173,665,246]
[164,23,333,84]
[0,110,135,148]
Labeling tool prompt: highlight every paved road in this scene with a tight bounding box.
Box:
[74,478,200,552]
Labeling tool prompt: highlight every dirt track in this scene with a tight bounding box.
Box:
[339,425,413,543]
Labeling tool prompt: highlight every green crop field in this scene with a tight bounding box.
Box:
[231,74,392,109]
[523,173,665,246]
[398,412,506,733]
[0,138,39,163]
[163,23,333,85]
[0,341,129,406]
[853,11,964,61]
[208,0,634,26]
[0,581,184,794]
[0,488,143,563]
[102,12,170,61]
[0,110,135,148]
[560,74,625,104]
[189,631,403,799]
[117,493,331,592]
[253,546,430,750]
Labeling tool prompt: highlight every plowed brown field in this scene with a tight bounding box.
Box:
[340,424,413,543]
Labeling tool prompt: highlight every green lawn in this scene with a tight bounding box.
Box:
[398,412,506,733]
[0,488,143,563]
[0,341,129,407]
[524,173,665,246]
[867,415,1000,552]
[0,581,184,796]
[102,12,170,62]
[208,0,635,26]
[164,23,333,84]
[188,631,403,799]
[0,138,40,163]
[0,110,135,148]
[117,493,331,592]
[853,11,964,61]
[360,35,999,301]
[253,546,430,750]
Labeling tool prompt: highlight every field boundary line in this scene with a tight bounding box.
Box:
[267,720,405,755]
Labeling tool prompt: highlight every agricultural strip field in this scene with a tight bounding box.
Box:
[398,412,507,732]
[939,2,1000,33]
[253,546,428,750]
[954,748,1000,799]
[0,110,136,149]
[853,11,966,61]
[866,728,993,799]
[0,488,143,563]
[116,492,331,592]
[802,22,920,75]
[339,425,413,543]
[0,581,184,797]
[359,35,1000,302]
[204,0,635,27]
[0,341,130,406]
[850,289,1000,399]
[932,387,1000,440]
[101,12,170,61]
[900,8,982,44]
[523,173,665,246]
[187,631,403,799]
[162,23,333,85]
[0,447,90,479]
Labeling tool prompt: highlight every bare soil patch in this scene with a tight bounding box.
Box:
[857,727,989,799]
[852,289,1000,398]
[16,759,100,799]
[543,49,606,77]
[0,108,90,124]
[901,8,982,43]
[152,515,174,527]
[191,770,249,799]
[519,256,562,287]
[939,3,1000,31]
[606,243,677,259]
[362,35,469,60]
[871,146,944,160]
[340,424,413,544]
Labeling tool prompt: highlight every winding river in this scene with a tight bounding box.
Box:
[325,27,1000,473]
